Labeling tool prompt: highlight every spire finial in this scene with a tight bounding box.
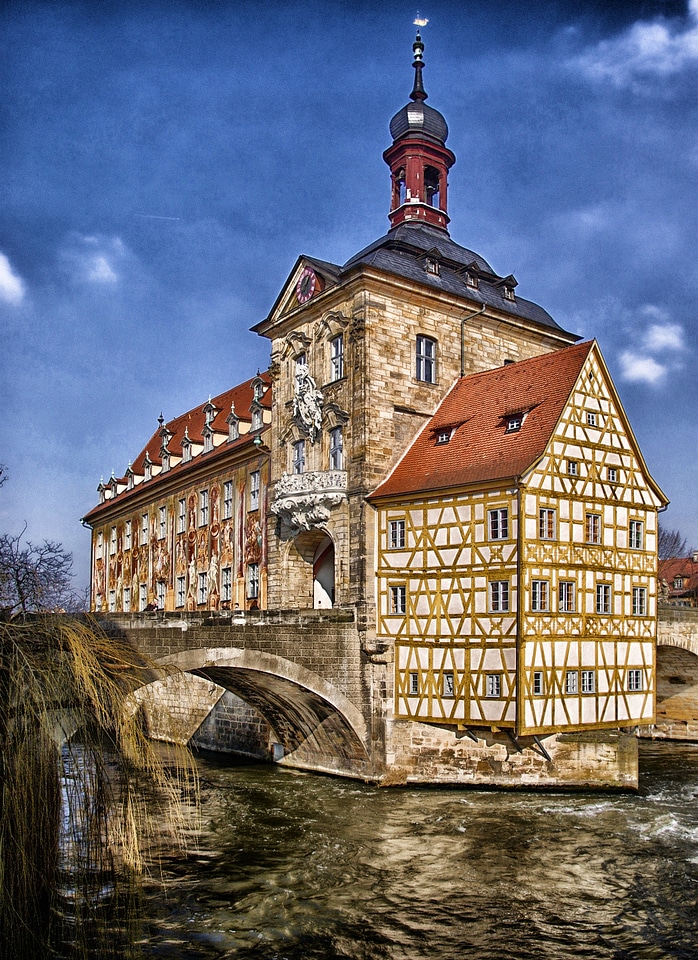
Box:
[411,18,428,102]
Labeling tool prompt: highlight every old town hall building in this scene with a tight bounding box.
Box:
[83,33,667,768]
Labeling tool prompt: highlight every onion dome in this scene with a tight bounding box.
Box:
[388,31,449,145]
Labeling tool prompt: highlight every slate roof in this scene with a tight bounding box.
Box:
[369,341,595,501]
[83,373,271,523]
[342,222,573,336]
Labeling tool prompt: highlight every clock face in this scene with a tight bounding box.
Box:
[296,267,317,304]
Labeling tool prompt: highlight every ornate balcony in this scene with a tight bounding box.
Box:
[270,470,348,532]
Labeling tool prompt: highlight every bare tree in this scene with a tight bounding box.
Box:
[658,524,689,561]
[0,524,75,616]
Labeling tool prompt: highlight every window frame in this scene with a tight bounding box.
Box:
[109,526,117,556]
[158,505,167,541]
[586,513,602,545]
[176,576,186,609]
[632,586,647,616]
[488,507,509,541]
[140,513,148,546]
[531,580,550,612]
[565,670,579,695]
[124,520,132,552]
[596,582,612,615]
[389,584,407,615]
[222,566,232,604]
[223,481,233,521]
[329,426,343,470]
[409,672,419,695]
[388,519,406,549]
[198,571,208,606]
[533,671,544,696]
[329,334,344,382]
[249,470,260,511]
[123,586,131,613]
[581,670,596,694]
[489,580,510,613]
[247,562,260,600]
[627,669,643,692]
[558,580,576,613]
[629,519,644,550]
[415,334,437,384]
[292,439,305,475]
[177,498,186,534]
[442,671,455,698]
[199,489,209,527]
[486,674,502,698]
[539,507,556,540]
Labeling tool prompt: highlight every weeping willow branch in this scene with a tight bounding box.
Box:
[0,614,198,959]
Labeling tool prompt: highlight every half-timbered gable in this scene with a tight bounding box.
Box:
[369,341,667,736]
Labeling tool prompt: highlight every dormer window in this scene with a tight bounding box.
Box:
[466,271,479,289]
[98,480,106,504]
[251,406,262,432]
[181,428,192,464]
[252,377,264,401]
[227,403,239,442]
[435,428,452,445]
[203,399,217,425]
[503,286,515,301]
[425,257,440,276]
[143,454,152,482]
[161,451,170,473]
[674,576,684,590]
[506,413,525,433]
[203,425,213,454]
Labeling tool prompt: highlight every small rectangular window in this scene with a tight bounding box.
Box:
[627,669,643,692]
[158,505,167,540]
[531,580,549,612]
[248,563,259,600]
[436,429,452,444]
[110,526,117,556]
[506,415,523,433]
[156,581,166,609]
[249,471,260,511]
[568,460,578,476]
[486,674,502,698]
[608,467,617,483]
[177,498,186,534]
[409,672,419,695]
[293,439,305,475]
[489,580,510,613]
[96,531,103,559]
[222,566,232,603]
[330,335,344,381]
[629,520,644,550]
[488,508,509,540]
[141,514,148,546]
[539,508,556,540]
[124,520,132,551]
[581,670,596,694]
[416,335,436,384]
[108,589,116,612]
[223,481,233,520]
[586,513,601,544]
[558,581,576,613]
[389,520,405,549]
[596,583,612,614]
[442,671,455,697]
[199,489,209,526]
[123,587,131,613]
[139,583,147,611]
[587,412,597,426]
[533,671,544,696]
[389,585,407,615]
[198,572,208,606]
[632,586,647,616]
[176,576,186,609]
[329,426,343,470]
[565,670,579,695]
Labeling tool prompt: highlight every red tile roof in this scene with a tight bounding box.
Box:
[370,342,594,501]
[659,555,698,602]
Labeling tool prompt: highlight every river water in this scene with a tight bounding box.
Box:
[138,742,698,960]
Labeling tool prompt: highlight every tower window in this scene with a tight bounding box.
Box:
[293,439,305,475]
[329,426,343,470]
[394,167,406,206]
[330,335,344,381]
[416,335,436,383]
[424,166,440,208]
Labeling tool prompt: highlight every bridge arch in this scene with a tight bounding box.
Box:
[148,646,372,776]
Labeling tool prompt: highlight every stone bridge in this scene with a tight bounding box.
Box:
[653,606,698,741]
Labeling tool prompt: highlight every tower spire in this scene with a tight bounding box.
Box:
[410,30,427,102]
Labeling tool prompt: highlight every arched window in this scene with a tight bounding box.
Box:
[393,167,406,206]
[425,166,440,208]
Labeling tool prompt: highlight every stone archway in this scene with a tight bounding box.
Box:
[281,528,336,610]
[651,645,698,740]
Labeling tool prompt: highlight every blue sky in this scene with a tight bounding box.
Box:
[2,0,697,591]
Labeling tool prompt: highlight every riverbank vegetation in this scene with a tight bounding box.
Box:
[0,614,196,959]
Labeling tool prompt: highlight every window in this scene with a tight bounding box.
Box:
[96,531,103,559]
[629,520,644,550]
[442,672,455,697]
[329,427,343,470]
[608,467,617,483]
[533,671,544,696]
[674,576,684,590]
[251,407,262,432]
[139,583,147,611]
[587,412,597,426]
[539,508,556,540]
[176,576,186,609]
[228,414,239,442]
[596,583,612,614]
[198,572,208,606]
[565,671,578,695]
[248,563,259,600]
[424,165,440,207]
[389,585,406,615]
[123,587,131,613]
[295,352,307,371]
[581,670,595,694]
[627,669,643,692]
[110,526,117,555]
[486,674,501,698]
[199,489,209,527]
[488,508,509,540]
[531,580,550,612]
[222,566,232,603]
[389,520,405,549]
[124,520,132,551]
[633,587,647,616]
[177,499,186,534]
[140,513,148,545]
[586,513,601,544]
[416,335,436,383]
[108,590,116,612]
[330,335,344,381]
[161,452,170,473]
[425,257,439,276]
[181,435,192,463]
[158,505,166,540]
[223,481,233,520]
[293,439,305,475]
[506,414,523,433]
[409,672,419,695]
[567,460,578,476]
[436,428,452,444]
[558,581,576,613]
[489,580,510,613]
[156,581,166,609]
[249,471,260,511]
[203,430,213,454]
